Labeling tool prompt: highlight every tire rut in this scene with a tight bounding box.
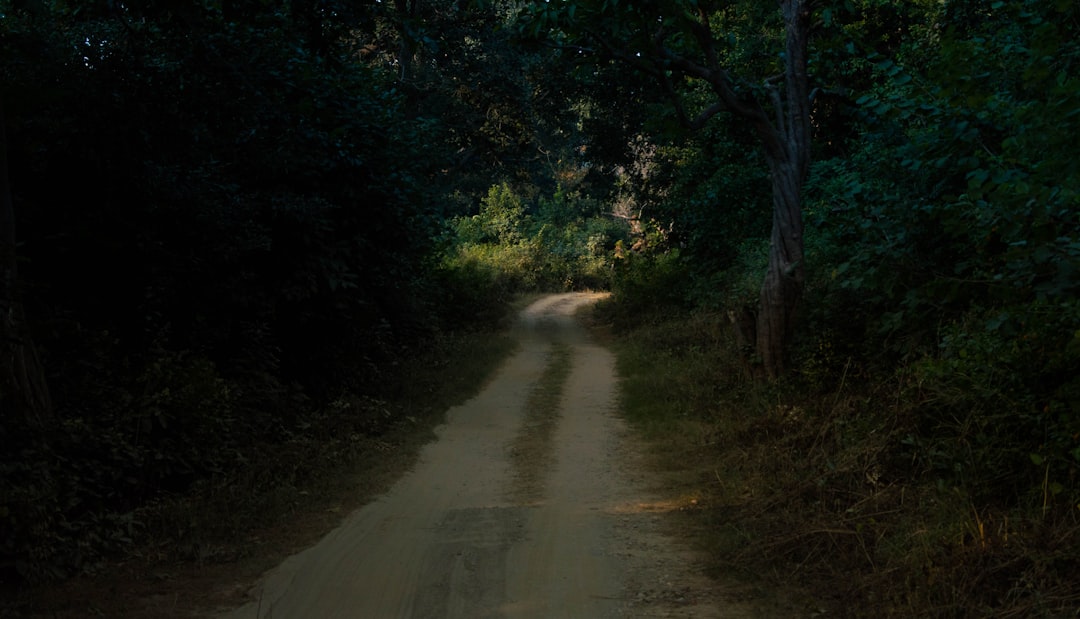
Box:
[507,342,572,505]
[217,292,753,619]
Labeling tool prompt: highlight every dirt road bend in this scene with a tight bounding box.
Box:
[219,292,748,619]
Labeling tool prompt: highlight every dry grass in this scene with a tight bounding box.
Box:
[598,304,1080,618]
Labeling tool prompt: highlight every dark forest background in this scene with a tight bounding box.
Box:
[2,0,1078,615]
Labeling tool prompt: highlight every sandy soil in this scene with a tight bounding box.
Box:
[216,292,757,619]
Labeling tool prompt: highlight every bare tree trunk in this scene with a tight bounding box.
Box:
[751,0,811,379]
[0,97,52,425]
[756,156,805,378]
[575,0,814,379]
[728,304,760,380]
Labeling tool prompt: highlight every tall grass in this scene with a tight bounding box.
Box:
[597,297,1080,618]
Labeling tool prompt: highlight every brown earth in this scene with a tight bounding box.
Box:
[217,292,757,618]
[11,293,766,618]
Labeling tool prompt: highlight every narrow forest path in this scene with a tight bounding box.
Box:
[218,292,753,619]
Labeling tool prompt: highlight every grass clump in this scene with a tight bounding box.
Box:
[508,343,573,503]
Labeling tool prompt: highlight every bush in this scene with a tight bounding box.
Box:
[441,183,630,298]
[606,249,692,329]
[435,248,518,329]
[905,302,1080,507]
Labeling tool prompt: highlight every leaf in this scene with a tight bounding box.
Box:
[985,312,1009,331]
[1029,453,1045,466]
[966,168,990,189]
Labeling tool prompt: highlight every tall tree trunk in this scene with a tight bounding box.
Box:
[0,97,52,425]
[576,0,814,379]
[740,0,811,379]
[756,155,805,378]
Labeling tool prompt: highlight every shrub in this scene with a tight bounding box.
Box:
[906,302,1080,508]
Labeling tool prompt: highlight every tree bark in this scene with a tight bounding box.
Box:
[676,0,811,379]
[752,0,811,379]
[728,304,760,380]
[576,0,814,379]
[0,97,52,425]
[756,156,805,378]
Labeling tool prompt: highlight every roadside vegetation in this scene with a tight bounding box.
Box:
[442,182,629,302]
[2,328,516,617]
[588,2,1080,608]
[601,289,1080,616]
[577,1,1080,613]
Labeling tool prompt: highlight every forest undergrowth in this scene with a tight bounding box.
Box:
[0,325,517,618]
[594,295,1080,618]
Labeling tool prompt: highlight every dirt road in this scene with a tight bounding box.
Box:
[219,293,750,618]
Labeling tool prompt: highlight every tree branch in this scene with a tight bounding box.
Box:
[764,75,787,143]
[781,0,813,178]
[572,5,785,157]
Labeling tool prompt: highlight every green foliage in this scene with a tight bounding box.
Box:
[442,182,630,297]
[606,248,693,328]
[589,0,1080,612]
[838,1,1077,304]
[648,121,772,278]
[0,0,526,582]
[604,294,1080,617]
[793,0,1080,503]
[905,302,1080,505]
[479,183,527,245]
[0,350,237,581]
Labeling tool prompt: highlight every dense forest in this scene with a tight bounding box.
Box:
[2,0,1078,615]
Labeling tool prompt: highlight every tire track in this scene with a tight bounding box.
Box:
[217,292,748,619]
[507,342,572,505]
